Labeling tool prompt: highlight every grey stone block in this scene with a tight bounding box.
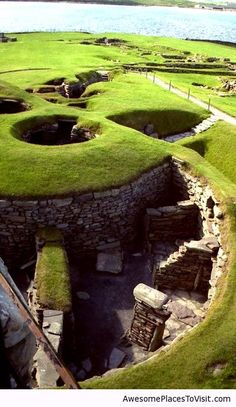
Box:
[82,358,92,373]
[108,348,126,369]
[133,284,169,309]
[96,251,123,274]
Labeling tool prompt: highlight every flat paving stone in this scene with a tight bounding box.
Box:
[108,348,126,369]
[48,322,62,335]
[167,301,195,319]
[82,358,92,373]
[96,251,123,274]
[77,291,90,300]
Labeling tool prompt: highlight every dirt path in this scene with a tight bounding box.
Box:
[146,74,236,127]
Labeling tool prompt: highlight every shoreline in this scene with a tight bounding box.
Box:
[0,0,236,13]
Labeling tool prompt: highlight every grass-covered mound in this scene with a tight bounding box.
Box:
[0,74,208,197]
[35,228,72,313]
[178,121,236,186]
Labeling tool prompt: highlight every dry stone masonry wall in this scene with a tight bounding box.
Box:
[0,163,171,269]
[128,284,171,351]
[145,200,199,244]
[152,158,227,300]
[154,237,219,295]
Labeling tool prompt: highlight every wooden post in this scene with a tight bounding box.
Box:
[0,271,80,389]
[169,80,172,90]
[188,88,190,99]
[153,73,155,83]
[208,98,211,111]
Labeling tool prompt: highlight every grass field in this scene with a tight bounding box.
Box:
[155,72,236,117]
[1,31,236,389]
[0,73,208,197]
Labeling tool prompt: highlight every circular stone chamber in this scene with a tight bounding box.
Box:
[22,119,96,145]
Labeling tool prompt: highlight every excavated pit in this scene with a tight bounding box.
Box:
[0,159,226,386]
[21,119,96,145]
[68,101,87,109]
[0,98,28,114]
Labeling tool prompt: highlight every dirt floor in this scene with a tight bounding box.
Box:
[68,251,153,379]
[67,247,207,382]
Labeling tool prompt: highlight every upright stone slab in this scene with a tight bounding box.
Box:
[129,284,170,352]
[35,310,64,388]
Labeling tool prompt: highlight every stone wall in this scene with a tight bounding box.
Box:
[171,158,223,239]
[152,158,227,299]
[0,163,171,269]
[154,237,219,295]
[128,284,170,351]
[145,200,199,243]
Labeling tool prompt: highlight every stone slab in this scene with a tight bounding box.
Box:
[96,251,123,274]
[108,348,126,369]
[82,358,92,373]
[167,301,195,319]
[77,291,90,300]
[133,283,168,309]
[35,347,59,388]
[48,322,62,336]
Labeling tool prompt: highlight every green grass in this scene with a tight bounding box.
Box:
[35,228,72,312]
[0,74,208,197]
[178,121,236,185]
[154,72,236,117]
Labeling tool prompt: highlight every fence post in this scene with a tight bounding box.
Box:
[169,80,172,90]
[188,88,190,99]
[208,98,211,111]
[153,73,155,83]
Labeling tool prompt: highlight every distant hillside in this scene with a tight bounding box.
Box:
[1,0,236,9]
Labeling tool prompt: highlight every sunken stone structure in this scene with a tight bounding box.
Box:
[22,119,96,146]
[0,157,226,303]
[0,156,228,383]
[0,98,27,114]
[0,163,171,269]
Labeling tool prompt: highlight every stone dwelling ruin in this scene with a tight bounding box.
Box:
[0,33,17,43]
[0,154,227,387]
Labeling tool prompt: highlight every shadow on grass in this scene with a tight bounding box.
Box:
[107,109,203,138]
